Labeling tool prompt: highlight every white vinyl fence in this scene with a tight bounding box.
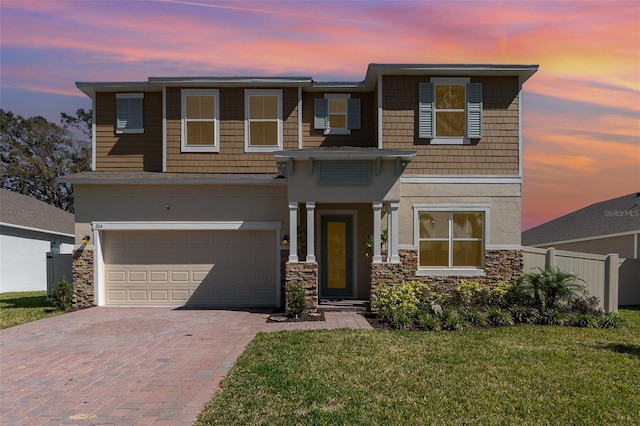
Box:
[522,247,619,313]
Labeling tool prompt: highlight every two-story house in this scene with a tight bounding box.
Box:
[64,63,538,309]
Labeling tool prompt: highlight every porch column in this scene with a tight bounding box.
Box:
[372,202,383,263]
[388,201,400,263]
[306,201,316,262]
[288,202,298,262]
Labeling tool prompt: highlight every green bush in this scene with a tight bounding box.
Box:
[509,305,540,324]
[599,313,631,329]
[518,267,586,309]
[539,308,567,326]
[460,307,488,327]
[415,310,441,331]
[51,279,73,311]
[569,313,599,328]
[285,282,307,317]
[487,308,514,327]
[372,281,432,329]
[442,309,466,331]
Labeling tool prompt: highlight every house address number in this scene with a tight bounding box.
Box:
[93,223,103,230]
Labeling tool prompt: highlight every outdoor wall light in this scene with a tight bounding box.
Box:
[81,235,91,245]
[282,235,289,246]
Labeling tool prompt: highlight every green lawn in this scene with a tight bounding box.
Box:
[0,291,64,329]
[196,307,640,425]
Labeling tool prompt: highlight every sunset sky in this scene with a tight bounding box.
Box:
[0,0,638,230]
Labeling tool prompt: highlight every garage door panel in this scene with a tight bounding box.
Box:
[104,230,276,307]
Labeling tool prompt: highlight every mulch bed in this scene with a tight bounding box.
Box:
[360,312,393,330]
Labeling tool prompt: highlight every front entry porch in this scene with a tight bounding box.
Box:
[285,200,401,311]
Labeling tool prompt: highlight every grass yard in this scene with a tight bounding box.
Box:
[0,291,64,329]
[196,307,640,425]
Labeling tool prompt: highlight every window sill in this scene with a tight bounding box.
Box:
[324,128,351,136]
[181,145,219,153]
[429,138,470,145]
[245,146,281,153]
[416,268,485,276]
[116,128,144,134]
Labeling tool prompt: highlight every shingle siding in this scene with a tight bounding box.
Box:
[302,91,376,148]
[165,87,298,173]
[382,75,520,175]
[95,92,163,171]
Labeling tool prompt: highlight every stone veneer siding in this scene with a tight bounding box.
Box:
[371,249,523,303]
[72,248,95,309]
[285,262,319,312]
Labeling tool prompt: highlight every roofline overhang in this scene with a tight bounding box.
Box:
[58,173,286,186]
[75,63,538,98]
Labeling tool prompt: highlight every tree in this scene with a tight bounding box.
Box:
[0,109,91,212]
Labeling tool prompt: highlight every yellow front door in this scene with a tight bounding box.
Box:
[321,216,353,297]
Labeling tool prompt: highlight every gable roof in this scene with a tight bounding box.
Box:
[0,190,74,236]
[522,192,640,246]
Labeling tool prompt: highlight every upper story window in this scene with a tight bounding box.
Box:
[245,89,282,152]
[414,206,487,275]
[314,94,361,135]
[116,93,144,134]
[181,89,220,153]
[418,78,482,144]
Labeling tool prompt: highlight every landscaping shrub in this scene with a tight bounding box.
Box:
[51,278,73,311]
[415,310,441,331]
[599,313,631,329]
[371,281,432,329]
[509,305,540,324]
[569,313,599,328]
[460,307,488,327]
[285,282,307,317]
[539,308,567,326]
[570,296,603,315]
[487,308,514,327]
[518,267,586,309]
[442,309,466,331]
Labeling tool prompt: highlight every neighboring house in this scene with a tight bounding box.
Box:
[63,63,538,309]
[522,193,640,259]
[0,189,74,293]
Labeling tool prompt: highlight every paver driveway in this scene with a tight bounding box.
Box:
[0,307,371,425]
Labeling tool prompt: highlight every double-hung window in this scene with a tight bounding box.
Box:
[418,78,482,144]
[314,94,361,135]
[181,89,219,152]
[245,89,282,152]
[415,207,487,274]
[116,93,144,134]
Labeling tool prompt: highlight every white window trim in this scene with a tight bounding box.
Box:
[115,93,144,134]
[181,89,220,153]
[430,77,469,145]
[413,204,489,276]
[323,93,351,135]
[244,89,283,153]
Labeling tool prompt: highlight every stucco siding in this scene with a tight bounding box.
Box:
[398,182,522,247]
[95,92,163,171]
[73,184,289,245]
[382,75,520,175]
[165,87,298,173]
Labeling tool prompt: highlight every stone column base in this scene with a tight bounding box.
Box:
[285,262,318,312]
[72,248,95,309]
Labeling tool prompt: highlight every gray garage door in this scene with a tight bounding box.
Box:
[103,230,277,307]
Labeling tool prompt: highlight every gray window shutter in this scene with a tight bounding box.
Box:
[418,83,434,138]
[314,98,328,129]
[466,83,482,139]
[116,98,129,130]
[347,98,361,129]
[129,98,144,130]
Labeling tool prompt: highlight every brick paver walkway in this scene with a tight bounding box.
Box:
[0,307,371,425]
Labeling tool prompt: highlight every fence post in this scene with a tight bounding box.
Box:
[545,247,556,269]
[604,253,619,313]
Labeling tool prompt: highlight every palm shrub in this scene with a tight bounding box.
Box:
[518,267,586,309]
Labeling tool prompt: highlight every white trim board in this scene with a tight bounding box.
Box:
[402,175,522,184]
